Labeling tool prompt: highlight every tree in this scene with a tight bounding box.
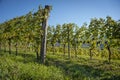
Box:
[67,23,75,58]
[71,24,80,57]
[104,16,117,63]
[88,18,106,60]
[50,25,61,55]
[61,23,75,58]
[3,20,14,54]
[47,26,55,53]
[0,23,4,51]
[12,16,25,55]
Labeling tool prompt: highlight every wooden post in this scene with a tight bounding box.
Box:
[40,5,52,64]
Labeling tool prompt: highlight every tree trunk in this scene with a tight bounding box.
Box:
[40,19,48,64]
[8,38,11,54]
[52,44,55,55]
[75,45,77,57]
[0,42,1,51]
[68,43,70,58]
[105,41,112,63]
[36,47,39,60]
[63,44,66,56]
[4,43,6,52]
[15,42,18,56]
[36,50,39,60]
[90,49,92,60]
[107,46,112,63]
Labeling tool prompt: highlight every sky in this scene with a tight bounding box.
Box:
[0,0,120,27]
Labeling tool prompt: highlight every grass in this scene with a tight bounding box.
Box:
[0,51,65,80]
[46,54,120,80]
[0,49,120,80]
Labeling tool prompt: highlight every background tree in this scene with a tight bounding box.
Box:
[61,24,68,56]
[104,16,117,63]
[67,23,75,58]
[71,24,82,57]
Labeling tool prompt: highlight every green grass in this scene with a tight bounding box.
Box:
[0,49,120,80]
[0,51,65,80]
[46,54,120,80]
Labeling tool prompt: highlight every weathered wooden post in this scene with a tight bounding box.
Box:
[40,5,52,64]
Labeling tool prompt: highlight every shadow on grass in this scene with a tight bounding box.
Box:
[0,49,37,63]
[45,55,120,80]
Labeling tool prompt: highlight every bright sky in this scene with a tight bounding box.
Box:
[0,0,120,27]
